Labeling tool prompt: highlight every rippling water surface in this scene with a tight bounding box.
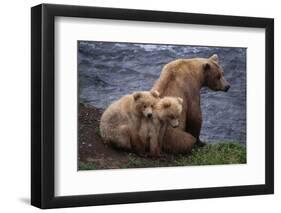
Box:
[78,41,246,144]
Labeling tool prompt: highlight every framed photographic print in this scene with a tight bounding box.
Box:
[31,3,274,209]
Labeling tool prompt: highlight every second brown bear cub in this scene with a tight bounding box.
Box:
[139,97,183,157]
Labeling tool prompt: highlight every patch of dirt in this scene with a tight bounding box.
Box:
[78,104,183,170]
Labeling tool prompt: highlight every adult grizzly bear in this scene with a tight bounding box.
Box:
[151,54,230,153]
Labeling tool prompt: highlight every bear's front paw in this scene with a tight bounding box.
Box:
[194,139,207,147]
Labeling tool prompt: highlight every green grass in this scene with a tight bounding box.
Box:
[79,142,246,170]
[175,142,246,166]
[79,162,97,170]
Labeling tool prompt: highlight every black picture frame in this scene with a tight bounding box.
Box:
[31,3,274,209]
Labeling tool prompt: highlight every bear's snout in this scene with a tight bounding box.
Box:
[169,119,179,128]
[224,84,230,92]
[172,123,179,128]
[147,113,152,118]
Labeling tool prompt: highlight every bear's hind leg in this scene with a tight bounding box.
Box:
[162,127,196,154]
[110,125,132,150]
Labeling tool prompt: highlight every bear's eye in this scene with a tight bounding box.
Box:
[217,75,221,80]
[170,115,175,119]
[143,105,147,108]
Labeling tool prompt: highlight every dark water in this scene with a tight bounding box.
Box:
[78,41,246,144]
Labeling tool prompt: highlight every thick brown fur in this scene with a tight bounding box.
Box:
[139,97,183,157]
[151,54,230,153]
[100,91,159,154]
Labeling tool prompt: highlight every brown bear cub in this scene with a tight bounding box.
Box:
[100,90,160,154]
[139,97,183,157]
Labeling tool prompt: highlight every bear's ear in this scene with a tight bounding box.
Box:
[203,63,211,72]
[162,99,171,108]
[133,92,142,101]
[209,54,219,62]
[177,97,183,105]
[150,90,160,98]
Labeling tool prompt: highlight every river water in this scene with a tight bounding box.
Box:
[78,41,246,144]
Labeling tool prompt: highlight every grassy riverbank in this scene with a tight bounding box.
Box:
[78,104,246,170]
[79,141,246,170]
